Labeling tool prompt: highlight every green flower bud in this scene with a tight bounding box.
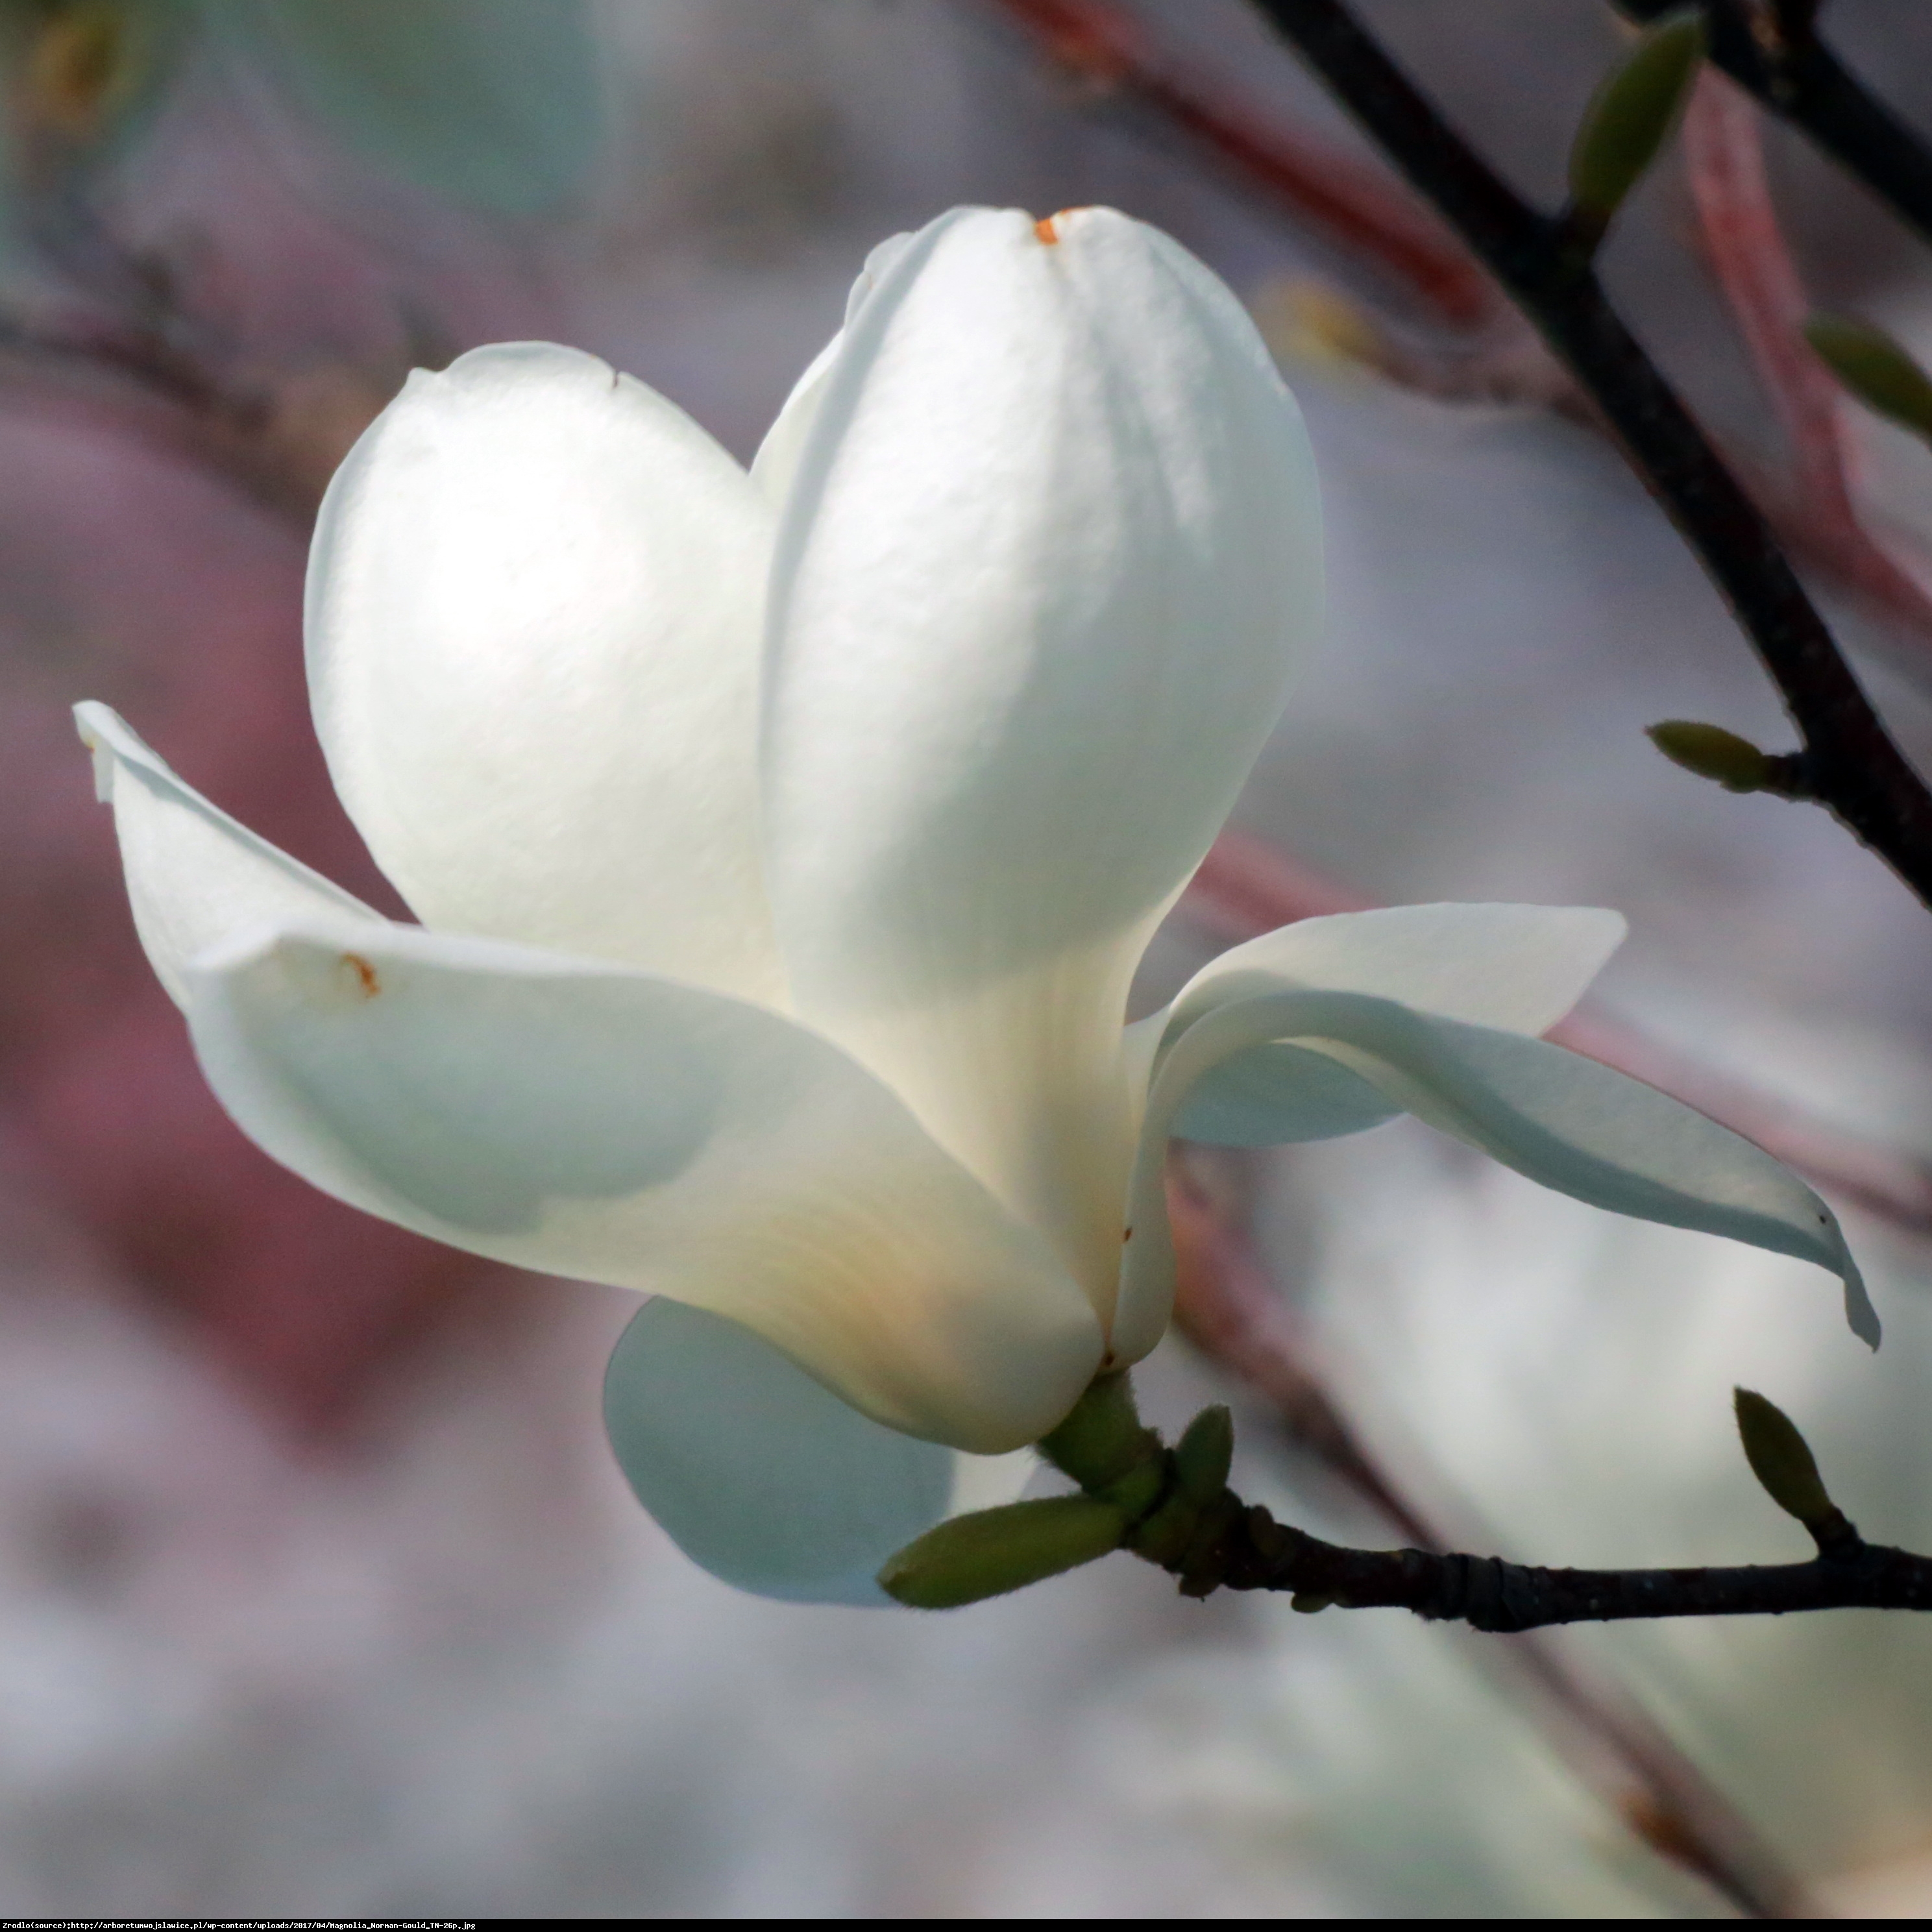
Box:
[1646,720,1774,792]
[878,1496,1129,1609]
[1173,1405,1235,1503]
[1568,9,1707,239]
[1804,313,1932,442]
[1733,1388,1836,1528]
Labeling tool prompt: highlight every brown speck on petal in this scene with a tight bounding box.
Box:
[1122,1226,1133,1243]
[341,952,380,999]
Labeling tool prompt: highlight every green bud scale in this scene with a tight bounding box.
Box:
[1567,9,1707,238]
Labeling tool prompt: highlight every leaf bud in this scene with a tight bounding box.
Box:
[1567,10,1707,242]
[1173,1404,1235,1502]
[1646,720,1775,792]
[878,1496,1129,1609]
[1804,313,1932,442]
[1733,1388,1837,1529]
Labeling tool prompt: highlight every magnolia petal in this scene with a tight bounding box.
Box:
[764,206,1321,1304]
[1156,904,1626,1145]
[749,229,922,508]
[1116,988,1872,1363]
[307,341,785,1004]
[73,702,380,1009]
[183,918,1103,1451]
[605,1297,1032,1605]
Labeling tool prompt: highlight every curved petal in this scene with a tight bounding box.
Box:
[307,341,785,1005]
[186,918,1103,1450]
[1154,904,1626,1145]
[80,707,1102,1449]
[74,702,380,1008]
[604,1297,1031,1605]
[763,206,1322,1308]
[749,229,920,508]
[1116,988,1872,1363]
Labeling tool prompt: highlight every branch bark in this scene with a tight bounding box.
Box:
[1245,0,1932,911]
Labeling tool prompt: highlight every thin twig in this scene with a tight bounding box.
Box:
[1245,0,1932,911]
[1614,0,1932,250]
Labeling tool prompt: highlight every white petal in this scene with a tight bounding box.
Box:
[748,229,923,507]
[604,1297,1029,1606]
[185,917,1103,1450]
[748,330,842,508]
[82,714,1103,1448]
[1155,903,1626,1145]
[1116,988,1872,1363]
[307,342,785,1004]
[74,702,380,1009]
[763,206,1322,1307]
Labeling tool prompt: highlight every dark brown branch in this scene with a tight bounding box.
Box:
[1186,1504,1932,1630]
[1247,0,1932,911]
[1615,0,1932,249]
[1045,1371,1932,1637]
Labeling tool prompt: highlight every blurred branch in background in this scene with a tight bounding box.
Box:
[1613,0,1932,247]
[1683,66,1932,683]
[0,0,606,1426]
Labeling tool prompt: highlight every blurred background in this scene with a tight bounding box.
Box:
[7,0,1932,1914]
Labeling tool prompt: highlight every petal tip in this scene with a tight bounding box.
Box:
[72,699,112,801]
[1846,1264,1881,1350]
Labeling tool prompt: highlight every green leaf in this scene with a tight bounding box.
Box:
[1646,720,1775,792]
[1733,1388,1837,1528]
[1804,313,1932,442]
[878,1497,1129,1609]
[1568,8,1707,231]
[203,0,603,215]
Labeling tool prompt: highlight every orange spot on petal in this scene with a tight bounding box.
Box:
[342,953,380,999]
[1034,215,1060,245]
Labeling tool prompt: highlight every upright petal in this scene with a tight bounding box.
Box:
[307,342,785,1004]
[80,711,1103,1449]
[1115,988,1872,1363]
[748,227,922,508]
[763,206,1321,1307]
[604,1298,1032,1605]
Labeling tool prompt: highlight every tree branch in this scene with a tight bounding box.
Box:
[1041,1369,1932,1641]
[1184,1505,1932,1630]
[1615,0,1932,250]
[1246,0,1932,910]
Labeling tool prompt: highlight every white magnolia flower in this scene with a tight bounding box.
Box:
[75,206,1869,1605]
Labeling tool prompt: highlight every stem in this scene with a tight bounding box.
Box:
[1247,0,1932,912]
[1192,1506,1932,1629]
